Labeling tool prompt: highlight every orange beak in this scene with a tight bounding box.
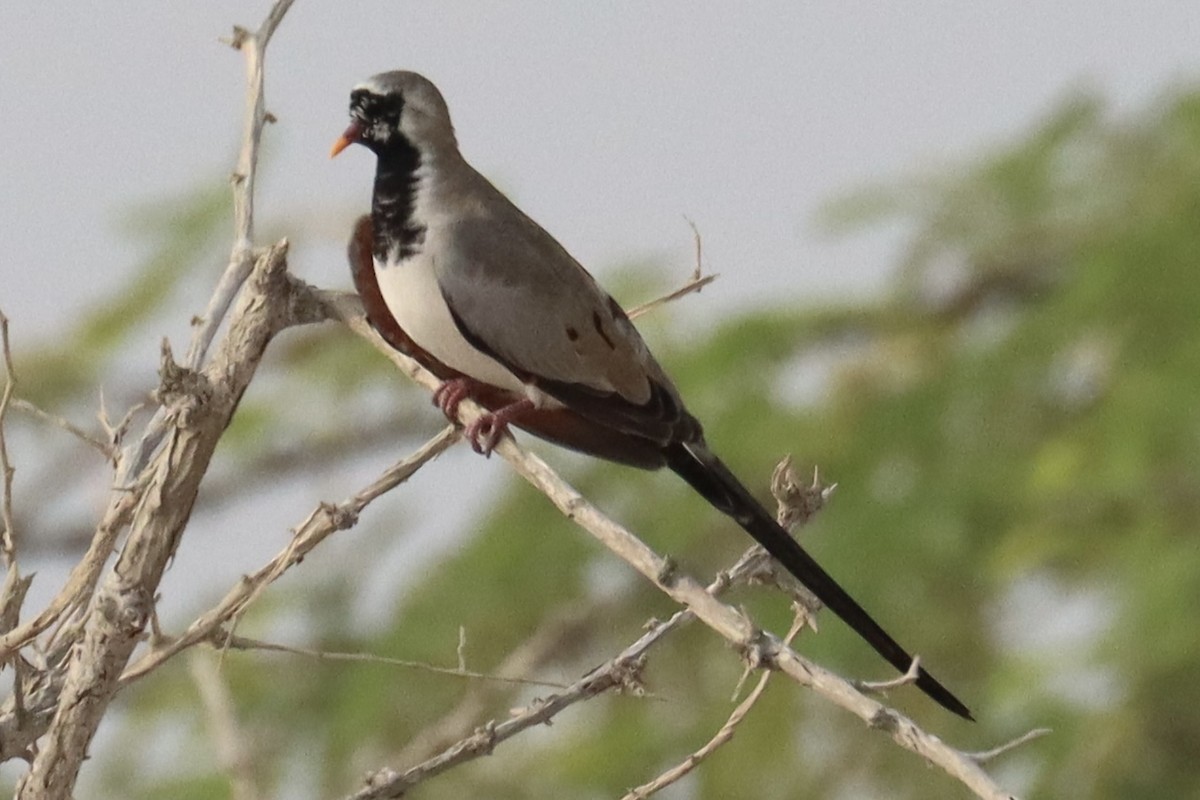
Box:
[330,121,362,158]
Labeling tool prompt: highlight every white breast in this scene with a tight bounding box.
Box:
[374,250,527,394]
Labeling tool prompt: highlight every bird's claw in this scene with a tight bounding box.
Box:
[464,414,506,456]
[460,398,534,457]
[433,378,475,420]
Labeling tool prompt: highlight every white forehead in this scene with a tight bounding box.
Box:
[354,70,430,96]
[353,77,387,94]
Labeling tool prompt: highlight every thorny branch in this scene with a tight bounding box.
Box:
[9,399,115,461]
[415,405,1023,800]
[215,634,571,691]
[121,0,295,486]
[0,312,18,572]
[626,218,717,320]
[4,3,299,796]
[349,457,829,800]
[618,460,823,798]
[14,241,302,799]
[0,2,1039,799]
[621,612,809,800]
[189,0,295,369]
[119,425,459,685]
[190,652,260,800]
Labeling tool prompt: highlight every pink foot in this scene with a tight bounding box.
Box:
[463,399,535,456]
[433,377,478,420]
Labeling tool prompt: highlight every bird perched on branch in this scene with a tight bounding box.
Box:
[332,70,971,720]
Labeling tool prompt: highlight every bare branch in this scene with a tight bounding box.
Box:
[10,398,116,460]
[120,0,294,486]
[391,606,600,764]
[215,634,570,691]
[968,728,1052,764]
[465,420,1017,798]
[624,218,716,320]
[0,310,18,570]
[97,389,149,459]
[348,631,651,798]
[320,294,1024,799]
[856,655,922,695]
[119,425,458,685]
[349,440,826,797]
[16,242,298,799]
[189,0,295,369]
[0,491,137,663]
[617,464,828,799]
[626,273,717,321]
[190,652,261,800]
[684,215,704,280]
[771,457,837,530]
[622,613,807,800]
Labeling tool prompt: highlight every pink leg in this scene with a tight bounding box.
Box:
[463,398,535,456]
[432,377,480,420]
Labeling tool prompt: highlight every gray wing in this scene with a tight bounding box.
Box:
[435,208,698,444]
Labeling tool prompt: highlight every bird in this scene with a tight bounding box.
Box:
[332,70,972,720]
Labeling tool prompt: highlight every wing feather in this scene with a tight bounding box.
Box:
[434,208,697,443]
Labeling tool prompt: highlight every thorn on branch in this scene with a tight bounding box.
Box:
[683,215,705,281]
[967,728,1052,764]
[770,456,837,531]
[473,721,498,755]
[0,309,19,570]
[655,557,679,587]
[855,655,922,697]
[250,239,291,287]
[789,600,818,634]
[611,655,648,697]
[625,220,718,320]
[224,25,251,50]
[736,628,773,672]
[868,707,900,733]
[320,501,358,531]
[155,339,212,426]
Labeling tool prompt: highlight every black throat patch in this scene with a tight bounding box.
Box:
[372,135,427,264]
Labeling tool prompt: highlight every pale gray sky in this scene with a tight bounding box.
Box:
[4,2,1198,342]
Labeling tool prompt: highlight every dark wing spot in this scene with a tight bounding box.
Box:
[565,326,580,342]
[592,311,616,349]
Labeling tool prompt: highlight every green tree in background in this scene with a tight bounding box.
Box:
[4,86,1199,799]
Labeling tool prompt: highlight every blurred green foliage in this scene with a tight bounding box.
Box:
[11,86,1198,799]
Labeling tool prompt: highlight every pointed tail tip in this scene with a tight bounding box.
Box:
[918,668,974,721]
[947,699,976,722]
[664,441,977,721]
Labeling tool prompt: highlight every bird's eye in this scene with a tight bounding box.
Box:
[350,91,384,120]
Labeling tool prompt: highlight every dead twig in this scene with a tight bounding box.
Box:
[120,0,295,486]
[11,398,116,459]
[856,656,922,696]
[119,425,458,685]
[190,652,261,800]
[216,633,571,691]
[968,728,1053,764]
[622,612,808,800]
[0,311,18,570]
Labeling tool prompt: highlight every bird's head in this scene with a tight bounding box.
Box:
[331,70,455,158]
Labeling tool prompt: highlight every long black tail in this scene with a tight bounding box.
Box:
[665,440,972,720]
